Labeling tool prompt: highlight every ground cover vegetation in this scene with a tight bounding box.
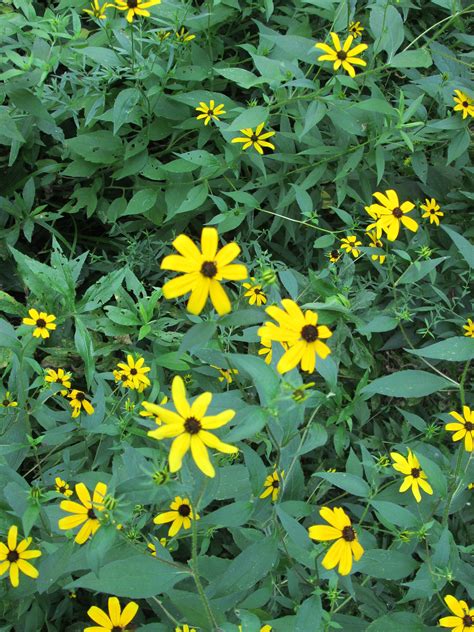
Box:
[0,0,473,629]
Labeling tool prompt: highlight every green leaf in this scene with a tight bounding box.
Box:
[397,257,448,284]
[405,337,474,362]
[362,370,453,398]
[442,225,474,268]
[203,501,254,527]
[370,501,418,528]
[313,472,369,496]
[215,67,261,89]
[366,612,425,631]
[390,49,432,68]
[295,595,323,630]
[74,317,95,387]
[225,406,267,441]
[357,550,418,579]
[113,88,141,135]
[123,189,158,217]
[229,354,280,406]
[226,106,270,132]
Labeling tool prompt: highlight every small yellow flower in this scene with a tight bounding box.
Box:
[453,89,474,119]
[140,395,168,425]
[365,189,418,241]
[116,355,151,390]
[0,525,41,588]
[113,0,161,22]
[463,318,474,338]
[258,338,273,364]
[211,366,239,384]
[83,0,110,19]
[340,236,362,257]
[439,594,474,630]
[68,390,94,418]
[231,123,276,155]
[326,249,341,263]
[85,596,139,632]
[195,100,226,125]
[420,198,443,225]
[156,29,171,41]
[0,391,18,408]
[390,449,433,503]
[22,308,56,339]
[242,280,267,306]
[446,406,474,452]
[468,482,474,490]
[55,477,73,497]
[260,470,284,502]
[58,481,107,544]
[45,368,72,396]
[175,27,195,42]
[147,538,167,555]
[154,496,199,537]
[239,626,272,632]
[366,230,386,264]
[348,21,364,37]
[315,32,367,78]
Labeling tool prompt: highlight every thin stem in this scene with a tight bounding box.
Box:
[190,513,219,630]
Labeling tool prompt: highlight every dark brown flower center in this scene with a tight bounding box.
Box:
[254,288,263,295]
[271,480,279,489]
[342,526,355,542]
[250,134,259,142]
[301,324,318,343]
[178,504,191,517]
[75,392,85,401]
[463,615,473,627]
[411,468,420,478]
[112,627,123,632]
[465,421,473,431]
[331,250,339,258]
[462,101,469,108]
[336,50,347,60]
[130,368,138,375]
[7,550,19,562]
[184,417,202,434]
[2,399,10,406]
[208,109,214,115]
[59,485,66,493]
[87,508,97,519]
[36,318,46,328]
[392,207,403,218]
[127,0,138,7]
[201,261,217,278]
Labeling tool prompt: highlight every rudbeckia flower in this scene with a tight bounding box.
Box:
[0,391,18,407]
[258,338,273,364]
[113,0,161,22]
[348,21,364,37]
[420,198,443,225]
[45,368,72,396]
[365,189,418,241]
[22,309,56,338]
[147,538,167,555]
[0,525,41,587]
[315,32,367,78]
[326,249,341,263]
[161,227,248,316]
[115,355,151,390]
[85,597,139,632]
[55,477,73,497]
[231,123,276,155]
[211,366,239,384]
[258,299,332,374]
[195,100,225,125]
[463,318,474,338]
[308,506,364,576]
[260,470,284,502]
[140,395,168,425]
[143,375,238,478]
[175,27,195,42]
[390,449,433,503]
[154,496,199,536]
[453,90,474,119]
[446,406,474,452]
[58,481,107,544]
[366,230,386,263]
[68,390,94,418]
[439,594,474,630]
[242,280,267,306]
[83,0,110,19]
[340,236,362,257]
[239,626,272,632]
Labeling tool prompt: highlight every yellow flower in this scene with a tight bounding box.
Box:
[147,538,167,555]
[140,395,168,425]
[453,90,474,119]
[308,506,364,575]
[258,338,273,364]
[366,230,386,264]
[340,236,362,257]
[45,368,72,396]
[143,375,238,478]
[446,406,474,452]
[161,227,248,316]
[58,481,107,544]
[0,391,18,407]
[175,27,195,42]
[113,0,161,22]
[55,477,73,497]
[83,0,110,19]
[116,355,151,390]
[85,597,139,632]
[195,100,225,125]
[365,190,418,241]
[326,249,341,263]
[390,449,433,503]
[315,32,367,78]
[239,627,272,632]
[463,318,474,338]
[242,280,267,306]
[231,123,276,155]
[468,482,474,490]
[154,496,199,537]
[68,390,94,418]
[156,29,171,41]
[420,198,443,225]
[348,21,364,37]
[0,525,41,588]
[258,299,332,374]
[260,470,284,502]
[211,366,239,384]
[439,594,474,630]
[22,308,56,338]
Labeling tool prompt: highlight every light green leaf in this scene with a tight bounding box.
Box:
[362,370,453,398]
[390,49,432,68]
[405,337,474,362]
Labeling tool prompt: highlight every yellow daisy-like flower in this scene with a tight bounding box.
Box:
[175,27,195,42]
[68,390,94,418]
[365,189,418,241]
[143,375,238,478]
[439,594,474,630]
[348,21,364,37]
[326,249,341,263]
[231,123,276,155]
[161,227,248,316]
[315,32,367,78]
[85,597,139,632]
[147,538,167,555]
[0,391,18,407]
[367,230,386,264]
[453,90,474,119]
[45,368,72,396]
[113,0,161,22]
[242,280,267,306]
[154,496,199,537]
[0,525,41,588]
[140,395,168,425]
[116,355,151,390]
[258,299,332,374]
[463,318,474,338]
[390,449,433,503]
[340,236,362,258]
[55,477,73,497]
[260,470,284,502]
[83,0,110,19]
[308,506,364,576]
[210,366,239,384]
[22,308,56,339]
[446,406,474,452]
[195,100,226,125]
[58,481,107,544]
[258,338,273,364]
[420,198,443,225]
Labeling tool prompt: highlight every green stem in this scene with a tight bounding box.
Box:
[190,512,218,630]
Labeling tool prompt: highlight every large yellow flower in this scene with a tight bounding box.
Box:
[390,449,433,503]
[0,525,41,588]
[116,355,151,390]
[446,406,474,452]
[161,227,248,316]
[143,376,238,478]
[58,481,107,544]
[113,0,161,22]
[365,189,418,241]
[453,90,474,119]
[85,597,139,632]
[231,123,276,155]
[308,506,364,576]
[154,496,199,537]
[439,594,474,630]
[22,308,56,338]
[258,299,332,374]
[315,32,367,78]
